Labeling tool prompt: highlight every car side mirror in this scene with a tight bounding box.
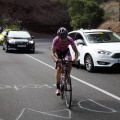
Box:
[76,39,84,45]
[31,36,34,39]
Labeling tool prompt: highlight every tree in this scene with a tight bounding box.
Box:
[68,0,105,29]
[51,0,104,29]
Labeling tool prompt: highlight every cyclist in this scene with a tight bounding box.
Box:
[51,27,78,96]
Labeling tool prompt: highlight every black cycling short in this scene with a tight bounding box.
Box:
[55,48,72,60]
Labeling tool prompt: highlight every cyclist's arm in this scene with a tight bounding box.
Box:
[51,47,58,61]
[72,46,78,61]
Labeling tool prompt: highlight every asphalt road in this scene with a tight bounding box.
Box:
[0,38,120,120]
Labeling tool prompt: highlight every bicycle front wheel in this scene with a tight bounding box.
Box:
[64,75,72,109]
[60,81,64,99]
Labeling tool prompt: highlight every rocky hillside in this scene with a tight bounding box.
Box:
[0,0,70,33]
[0,0,120,34]
[98,0,120,34]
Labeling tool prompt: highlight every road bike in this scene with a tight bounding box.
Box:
[55,60,80,109]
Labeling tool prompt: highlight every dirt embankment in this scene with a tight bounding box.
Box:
[98,0,120,34]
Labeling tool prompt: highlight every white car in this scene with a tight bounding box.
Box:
[68,29,120,72]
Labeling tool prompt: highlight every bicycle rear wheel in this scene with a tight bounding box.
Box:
[64,74,72,109]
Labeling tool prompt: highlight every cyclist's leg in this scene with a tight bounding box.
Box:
[55,66,61,95]
[55,65,61,88]
[55,49,62,95]
[65,48,72,73]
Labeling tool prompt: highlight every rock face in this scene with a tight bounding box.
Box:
[1,0,120,34]
[98,0,120,34]
[98,21,120,34]
[0,0,70,33]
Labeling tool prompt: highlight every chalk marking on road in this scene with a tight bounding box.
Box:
[78,99,117,113]
[25,54,120,102]
[0,85,10,89]
[0,84,52,90]
[40,84,52,88]
[14,85,19,90]
[16,108,71,120]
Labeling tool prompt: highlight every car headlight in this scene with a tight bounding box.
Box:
[8,39,15,44]
[95,49,112,55]
[28,40,34,44]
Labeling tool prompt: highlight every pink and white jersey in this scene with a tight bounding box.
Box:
[51,36,75,51]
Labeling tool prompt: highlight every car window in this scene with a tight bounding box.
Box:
[75,33,83,40]
[84,31,120,43]
[8,31,31,38]
[110,32,120,41]
[68,33,76,40]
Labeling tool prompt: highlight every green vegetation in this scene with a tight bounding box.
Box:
[0,17,23,45]
[0,16,23,31]
[51,0,104,29]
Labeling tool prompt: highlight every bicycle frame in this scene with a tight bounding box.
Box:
[55,60,80,109]
[55,60,73,109]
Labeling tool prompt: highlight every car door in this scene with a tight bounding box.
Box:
[74,33,86,62]
[68,32,76,60]
[69,32,87,64]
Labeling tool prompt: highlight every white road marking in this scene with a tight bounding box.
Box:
[0,84,52,90]
[16,108,71,120]
[78,99,117,113]
[25,54,120,101]
[0,85,11,89]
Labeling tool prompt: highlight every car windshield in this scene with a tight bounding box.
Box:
[84,31,120,43]
[8,31,31,38]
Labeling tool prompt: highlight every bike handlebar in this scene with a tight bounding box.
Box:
[55,60,80,69]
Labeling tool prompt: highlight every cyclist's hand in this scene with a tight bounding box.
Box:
[55,59,62,69]
[73,58,78,62]
[57,59,62,62]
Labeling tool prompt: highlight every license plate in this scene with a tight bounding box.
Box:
[17,45,26,47]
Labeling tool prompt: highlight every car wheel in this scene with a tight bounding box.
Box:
[2,42,5,50]
[3,46,5,50]
[5,45,9,52]
[31,47,35,53]
[85,54,94,72]
[0,42,3,46]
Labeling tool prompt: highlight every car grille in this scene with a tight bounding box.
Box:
[111,53,120,58]
[15,42,27,45]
